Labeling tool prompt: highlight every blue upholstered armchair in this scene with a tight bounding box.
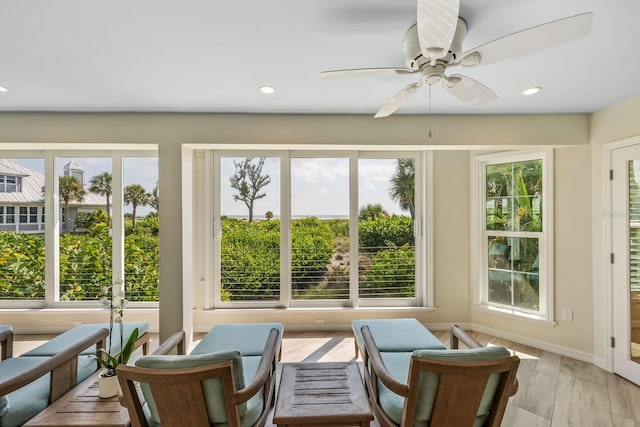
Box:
[361,324,520,427]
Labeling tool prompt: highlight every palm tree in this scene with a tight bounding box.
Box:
[359,203,388,221]
[149,181,159,212]
[389,159,415,220]
[89,172,112,220]
[59,175,86,233]
[124,184,150,228]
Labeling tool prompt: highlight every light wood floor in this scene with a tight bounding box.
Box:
[12,329,640,427]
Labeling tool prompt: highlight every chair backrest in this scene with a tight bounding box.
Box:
[117,351,246,427]
[404,348,520,427]
[117,327,280,427]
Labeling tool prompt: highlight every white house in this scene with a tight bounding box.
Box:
[0,159,105,233]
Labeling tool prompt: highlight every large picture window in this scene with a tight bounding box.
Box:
[0,150,159,307]
[473,150,553,321]
[211,151,426,308]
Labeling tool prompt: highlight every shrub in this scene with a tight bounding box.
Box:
[221,220,281,301]
[359,246,415,298]
[291,218,334,288]
[0,232,45,299]
[359,215,413,250]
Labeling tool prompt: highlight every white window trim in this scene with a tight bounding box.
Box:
[0,148,159,309]
[471,149,555,324]
[208,149,431,310]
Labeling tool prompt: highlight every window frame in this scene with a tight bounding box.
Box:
[207,149,431,310]
[0,149,159,309]
[472,149,554,323]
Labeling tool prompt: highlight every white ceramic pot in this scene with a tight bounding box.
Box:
[98,371,120,398]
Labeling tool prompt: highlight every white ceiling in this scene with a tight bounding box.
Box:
[0,0,638,116]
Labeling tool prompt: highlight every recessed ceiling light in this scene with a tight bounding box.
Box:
[523,87,542,96]
[0,86,7,93]
[259,85,275,94]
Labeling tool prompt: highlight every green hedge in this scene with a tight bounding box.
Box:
[1,214,415,302]
[359,246,415,298]
[359,215,413,249]
[0,218,160,301]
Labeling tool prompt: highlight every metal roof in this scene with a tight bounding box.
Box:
[0,158,106,207]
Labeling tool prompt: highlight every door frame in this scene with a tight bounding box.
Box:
[603,135,640,374]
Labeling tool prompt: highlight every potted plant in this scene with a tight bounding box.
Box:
[93,281,139,398]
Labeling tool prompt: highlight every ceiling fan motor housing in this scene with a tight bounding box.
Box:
[402,18,467,70]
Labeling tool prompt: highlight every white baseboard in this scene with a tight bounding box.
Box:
[471,323,596,364]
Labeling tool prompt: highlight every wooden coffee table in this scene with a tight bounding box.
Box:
[24,371,130,427]
[273,362,373,427]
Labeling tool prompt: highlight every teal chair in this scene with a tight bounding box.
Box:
[117,328,280,427]
[361,325,520,427]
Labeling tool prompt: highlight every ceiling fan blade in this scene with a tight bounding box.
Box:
[460,12,593,66]
[320,68,413,79]
[417,0,460,61]
[374,82,422,118]
[443,74,497,105]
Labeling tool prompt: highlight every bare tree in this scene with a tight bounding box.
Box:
[229,157,271,223]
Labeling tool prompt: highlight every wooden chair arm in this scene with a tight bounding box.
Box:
[0,327,109,402]
[234,328,279,404]
[152,330,186,355]
[451,324,519,396]
[361,325,409,397]
[451,324,483,349]
[0,329,13,361]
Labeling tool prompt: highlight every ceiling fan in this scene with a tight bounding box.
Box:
[320,0,593,118]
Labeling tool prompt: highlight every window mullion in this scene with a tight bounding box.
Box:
[112,153,125,291]
[44,153,59,305]
[349,153,359,307]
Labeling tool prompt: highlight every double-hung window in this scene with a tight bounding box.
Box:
[472,150,553,321]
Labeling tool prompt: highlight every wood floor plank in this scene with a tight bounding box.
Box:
[503,405,551,427]
[551,372,614,426]
[510,353,561,419]
[560,356,608,385]
[611,413,640,427]
[607,372,640,421]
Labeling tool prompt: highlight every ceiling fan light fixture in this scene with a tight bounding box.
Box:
[258,85,275,95]
[523,87,542,96]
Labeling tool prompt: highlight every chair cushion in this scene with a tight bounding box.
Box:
[378,346,512,426]
[0,355,98,427]
[233,355,266,427]
[0,395,7,418]
[352,319,446,353]
[135,351,247,425]
[377,352,415,424]
[191,323,283,356]
[0,357,52,427]
[21,322,149,357]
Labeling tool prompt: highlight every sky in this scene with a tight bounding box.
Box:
[10,155,411,219]
[219,157,410,219]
